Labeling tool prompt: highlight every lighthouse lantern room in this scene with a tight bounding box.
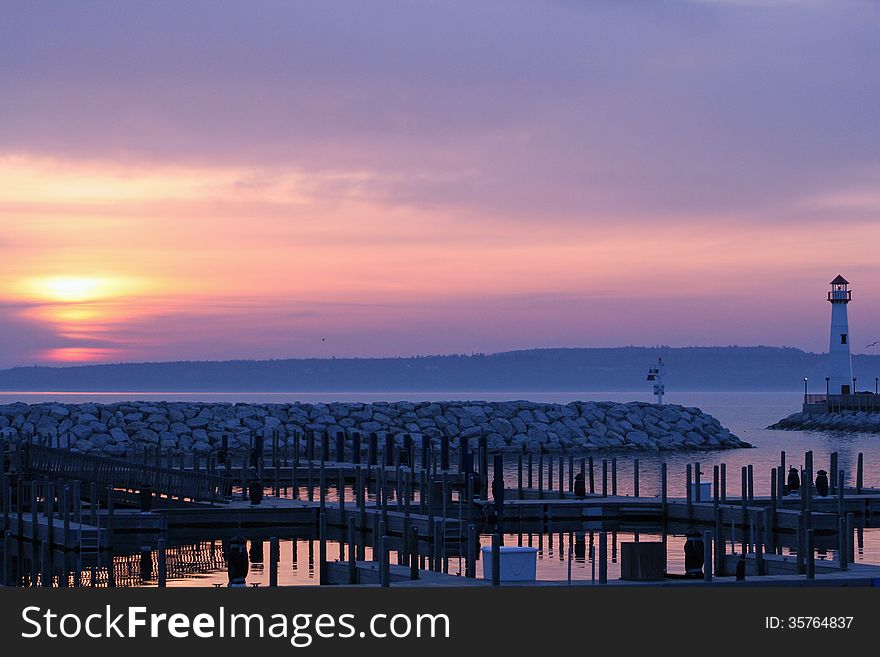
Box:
[827,275,853,396]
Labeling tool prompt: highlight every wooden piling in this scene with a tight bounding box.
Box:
[157,538,167,587]
[491,533,501,586]
[830,452,838,493]
[846,512,855,564]
[466,524,476,578]
[379,534,390,587]
[703,531,712,582]
[319,513,328,584]
[348,517,357,584]
[747,464,754,504]
[720,463,727,503]
[538,454,544,499]
[661,462,668,522]
[633,459,640,498]
[598,530,608,584]
[588,456,595,494]
[611,458,617,496]
[517,455,523,499]
[857,453,864,494]
[685,464,692,518]
[806,529,815,580]
[694,462,701,502]
[838,517,848,570]
[602,459,608,498]
[527,453,533,489]
[410,526,420,580]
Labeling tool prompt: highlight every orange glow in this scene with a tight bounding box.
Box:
[41,347,124,363]
[2,154,880,365]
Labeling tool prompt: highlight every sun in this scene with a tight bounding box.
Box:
[23,276,125,303]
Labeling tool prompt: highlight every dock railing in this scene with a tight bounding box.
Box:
[804,393,880,413]
[18,443,233,504]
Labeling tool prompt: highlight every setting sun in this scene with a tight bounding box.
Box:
[19,276,131,303]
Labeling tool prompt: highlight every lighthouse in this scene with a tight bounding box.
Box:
[827,275,853,395]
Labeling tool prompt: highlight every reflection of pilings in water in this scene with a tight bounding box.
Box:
[10,540,231,588]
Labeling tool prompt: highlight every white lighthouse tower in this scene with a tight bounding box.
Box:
[827,274,854,396]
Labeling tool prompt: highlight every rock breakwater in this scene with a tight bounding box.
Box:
[0,400,749,456]
[769,410,880,433]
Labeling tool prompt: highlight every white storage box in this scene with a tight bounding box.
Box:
[689,482,712,501]
[481,546,538,581]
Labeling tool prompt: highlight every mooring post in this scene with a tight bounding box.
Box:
[368,432,378,467]
[335,430,345,463]
[838,469,845,518]
[319,513,328,584]
[661,462,668,522]
[720,463,727,503]
[856,453,863,494]
[805,528,815,580]
[694,462,701,502]
[686,464,692,518]
[602,459,608,498]
[611,458,617,496]
[796,513,805,574]
[756,509,765,575]
[769,469,777,544]
[319,464,326,514]
[491,532,501,586]
[633,459,640,498]
[384,433,393,468]
[568,456,574,492]
[838,516,848,570]
[558,456,564,499]
[538,454,544,499]
[157,538,167,587]
[598,531,608,584]
[269,537,279,587]
[548,456,554,493]
[830,452,838,493]
[527,453,533,489]
[588,456,594,494]
[747,464,754,504]
[345,516,357,584]
[712,465,719,511]
[846,512,855,564]
[466,523,476,578]
[703,531,712,582]
[517,455,523,499]
[440,435,449,472]
[714,505,724,577]
[409,526,420,580]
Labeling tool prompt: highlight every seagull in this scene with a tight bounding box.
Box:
[867,341,880,349]
[321,338,326,341]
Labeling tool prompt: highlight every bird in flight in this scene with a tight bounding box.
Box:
[866,340,880,348]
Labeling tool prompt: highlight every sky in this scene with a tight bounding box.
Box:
[0,0,879,368]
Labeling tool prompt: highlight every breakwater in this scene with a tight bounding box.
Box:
[0,400,748,456]
[769,410,880,433]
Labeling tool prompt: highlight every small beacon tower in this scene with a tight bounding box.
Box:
[828,275,854,395]
[646,357,665,405]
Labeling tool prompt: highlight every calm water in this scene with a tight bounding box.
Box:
[2,390,879,586]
